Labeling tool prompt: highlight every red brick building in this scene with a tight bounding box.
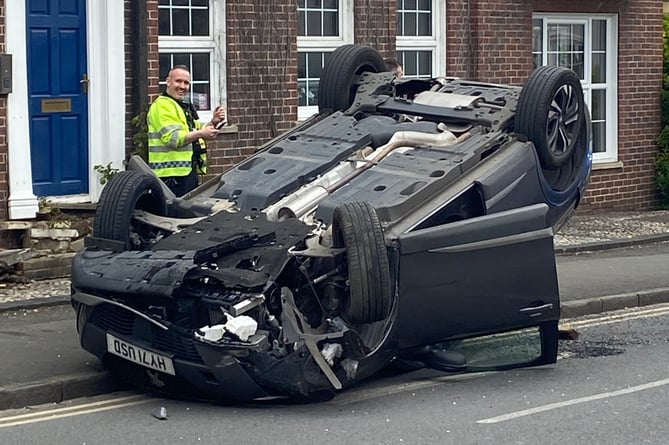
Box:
[0,0,663,221]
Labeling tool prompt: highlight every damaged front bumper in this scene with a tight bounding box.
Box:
[71,246,395,401]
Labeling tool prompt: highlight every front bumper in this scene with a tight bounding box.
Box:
[72,290,390,401]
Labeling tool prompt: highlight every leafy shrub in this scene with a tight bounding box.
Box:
[131,111,149,161]
[657,15,669,206]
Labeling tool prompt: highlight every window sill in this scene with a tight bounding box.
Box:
[218,124,239,134]
[592,161,623,171]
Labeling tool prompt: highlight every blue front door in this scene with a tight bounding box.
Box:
[26,0,89,196]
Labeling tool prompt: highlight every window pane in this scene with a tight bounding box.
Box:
[173,53,190,67]
[298,52,326,107]
[592,121,605,153]
[159,54,171,80]
[298,11,306,35]
[592,20,606,51]
[592,53,606,83]
[405,0,417,9]
[306,11,322,36]
[418,51,432,74]
[172,9,190,36]
[299,0,339,37]
[418,11,431,36]
[592,89,606,120]
[418,0,430,10]
[191,83,211,111]
[591,89,606,153]
[298,53,307,78]
[191,9,209,36]
[532,19,542,52]
[323,11,338,35]
[191,53,210,81]
[308,53,323,78]
[159,9,171,35]
[159,0,169,5]
[399,50,432,78]
[160,2,211,37]
[404,12,417,35]
[298,80,308,106]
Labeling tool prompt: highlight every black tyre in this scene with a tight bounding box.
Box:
[516,65,585,169]
[332,202,392,324]
[318,45,386,112]
[93,170,166,250]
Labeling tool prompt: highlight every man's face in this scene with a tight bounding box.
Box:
[165,68,191,100]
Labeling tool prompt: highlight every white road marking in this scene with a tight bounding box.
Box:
[476,377,669,424]
[0,394,153,429]
[564,304,669,329]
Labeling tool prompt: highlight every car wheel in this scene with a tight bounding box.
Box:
[516,65,585,169]
[318,44,386,113]
[332,202,392,324]
[93,170,166,250]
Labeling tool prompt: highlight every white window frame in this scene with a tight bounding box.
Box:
[396,0,446,78]
[158,0,227,123]
[297,0,354,120]
[533,13,618,164]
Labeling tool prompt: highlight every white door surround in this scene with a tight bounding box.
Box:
[6,1,126,219]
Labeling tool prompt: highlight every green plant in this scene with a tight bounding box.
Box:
[131,110,149,161]
[657,15,669,206]
[93,162,119,185]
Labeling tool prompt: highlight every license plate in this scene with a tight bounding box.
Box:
[106,333,175,376]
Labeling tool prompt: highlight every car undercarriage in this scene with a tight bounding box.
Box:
[71,44,591,402]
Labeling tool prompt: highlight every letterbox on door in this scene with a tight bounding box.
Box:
[0,54,12,95]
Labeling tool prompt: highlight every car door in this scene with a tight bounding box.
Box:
[395,203,559,349]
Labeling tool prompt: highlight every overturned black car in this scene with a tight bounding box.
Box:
[71,45,591,402]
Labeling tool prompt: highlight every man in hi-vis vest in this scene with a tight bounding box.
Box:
[147,65,227,196]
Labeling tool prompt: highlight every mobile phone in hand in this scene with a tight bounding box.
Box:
[215,120,228,130]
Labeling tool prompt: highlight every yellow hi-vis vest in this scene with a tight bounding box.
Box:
[147,95,207,178]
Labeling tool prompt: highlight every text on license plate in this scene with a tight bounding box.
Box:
[106,333,175,376]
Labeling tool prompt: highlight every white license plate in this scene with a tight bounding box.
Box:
[106,333,175,376]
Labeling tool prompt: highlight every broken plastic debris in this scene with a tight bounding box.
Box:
[151,406,168,420]
[224,314,257,341]
[340,358,359,380]
[195,324,227,342]
[320,343,343,366]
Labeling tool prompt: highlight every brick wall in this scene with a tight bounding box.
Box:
[206,1,299,174]
[354,1,396,59]
[447,0,533,85]
[588,0,663,210]
[130,0,662,212]
[448,0,663,211]
[0,0,7,220]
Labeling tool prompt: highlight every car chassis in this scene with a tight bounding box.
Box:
[71,45,591,402]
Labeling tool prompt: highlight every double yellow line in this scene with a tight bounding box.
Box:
[0,393,154,429]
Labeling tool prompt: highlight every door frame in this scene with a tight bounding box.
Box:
[6,0,126,219]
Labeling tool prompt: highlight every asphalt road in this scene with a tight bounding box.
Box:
[1,305,667,444]
[0,241,667,414]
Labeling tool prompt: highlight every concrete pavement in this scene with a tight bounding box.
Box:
[1,210,668,410]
